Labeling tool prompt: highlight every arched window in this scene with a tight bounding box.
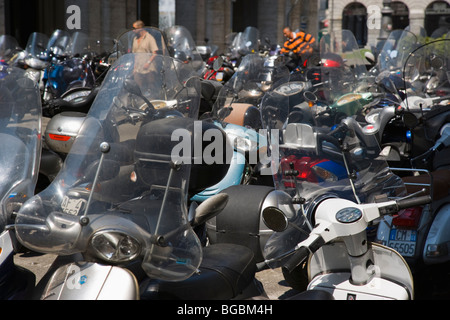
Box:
[391,1,409,30]
[425,1,450,38]
[342,2,367,47]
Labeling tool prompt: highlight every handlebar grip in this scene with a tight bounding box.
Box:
[284,247,310,273]
[397,195,432,210]
[284,236,325,273]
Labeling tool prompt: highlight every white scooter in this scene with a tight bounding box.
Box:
[263,192,430,300]
[259,118,430,300]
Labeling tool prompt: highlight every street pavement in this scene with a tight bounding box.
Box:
[14,252,298,300]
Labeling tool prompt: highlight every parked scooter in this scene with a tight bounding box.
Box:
[42,30,96,103]
[374,37,450,298]
[14,52,266,300]
[259,114,428,299]
[0,66,42,299]
[251,30,408,293]
[14,32,50,90]
[43,27,170,161]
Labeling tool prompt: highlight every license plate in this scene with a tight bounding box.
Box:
[61,196,86,216]
[388,228,417,257]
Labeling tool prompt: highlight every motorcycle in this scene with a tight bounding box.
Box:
[375,36,450,298]
[0,66,42,299]
[14,51,266,300]
[258,82,427,299]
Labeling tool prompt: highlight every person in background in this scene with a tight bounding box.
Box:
[132,20,159,54]
[131,20,160,94]
[281,26,316,71]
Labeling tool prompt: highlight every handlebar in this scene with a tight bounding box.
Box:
[396,195,432,210]
[281,194,431,273]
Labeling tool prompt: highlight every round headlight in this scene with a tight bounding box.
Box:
[91,231,141,263]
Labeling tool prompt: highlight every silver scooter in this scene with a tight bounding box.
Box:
[14,52,266,300]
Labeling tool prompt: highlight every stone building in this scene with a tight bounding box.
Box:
[0,0,448,52]
[0,0,319,52]
[326,0,450,48]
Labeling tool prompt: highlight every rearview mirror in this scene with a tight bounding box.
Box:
[262,206,289,232]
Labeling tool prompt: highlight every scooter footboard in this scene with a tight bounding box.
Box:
[41,262,139,300]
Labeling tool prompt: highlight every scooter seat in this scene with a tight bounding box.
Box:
[402,169,450,201]
[139,243,257,300]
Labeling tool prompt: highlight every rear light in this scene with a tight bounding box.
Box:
[322,59,341,68]
[48,134,71,142]
[281,155,339,187]
[392,206,422,229]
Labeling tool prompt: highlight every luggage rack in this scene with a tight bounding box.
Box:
[389,167,434,201]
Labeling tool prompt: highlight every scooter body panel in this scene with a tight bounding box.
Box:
[41,262,139,300]
[308,241,414,300]
[423,203,450,264]
[308,273,410,300]
[191,151,245,202]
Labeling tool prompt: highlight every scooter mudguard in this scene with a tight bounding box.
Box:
[191,151,245,202]
[41,262,139,300]
[423,203,450,265]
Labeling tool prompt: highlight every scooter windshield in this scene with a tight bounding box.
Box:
[376,29,417,73]
[16,53,203,281]
[229,26,260,59]
[46,29,71,59]
[66,31,101,58]
[0,35,20,64]
[0,67,41,232]
[24,32,50,70]
[164,25,205,75]
[114,27,170,58]
[402,35,450,100]
[212,53,290,122]
[260,31,405,266]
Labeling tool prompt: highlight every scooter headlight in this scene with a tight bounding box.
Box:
[91,230,141,263]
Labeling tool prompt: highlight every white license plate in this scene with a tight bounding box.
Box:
[61,196,86,216]
[388,228,417,257]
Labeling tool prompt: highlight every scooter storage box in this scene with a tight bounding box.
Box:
[134,117,231,195]
[206,185,275,262]
[44,111,86,154]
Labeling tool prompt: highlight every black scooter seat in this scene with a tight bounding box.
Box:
[140,243,256,300]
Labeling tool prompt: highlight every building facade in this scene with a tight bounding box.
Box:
[0,0,449,52]
[327,0,450,48]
